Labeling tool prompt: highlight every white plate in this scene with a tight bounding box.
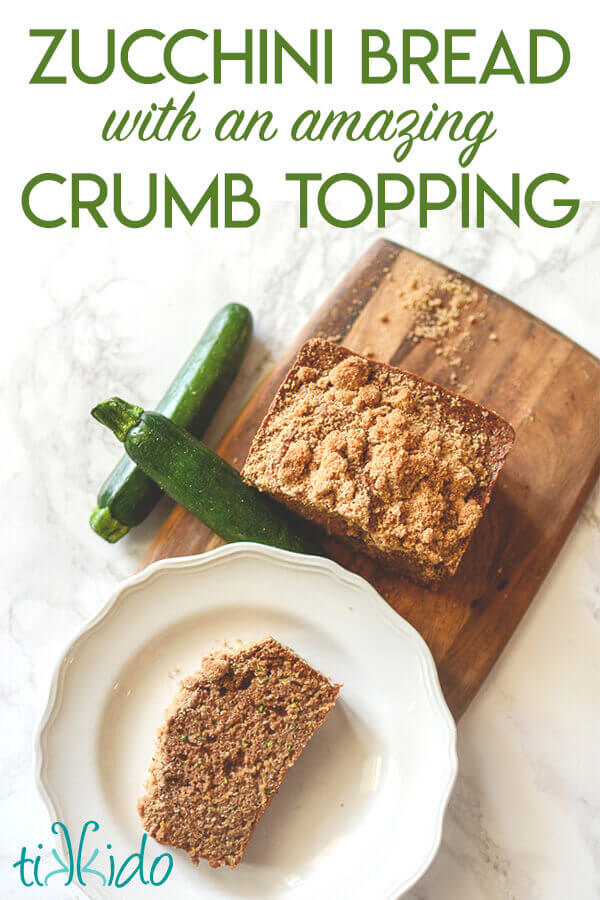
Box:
[35,544,457,900]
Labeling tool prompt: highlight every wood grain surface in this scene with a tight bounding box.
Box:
[141,240,600,719]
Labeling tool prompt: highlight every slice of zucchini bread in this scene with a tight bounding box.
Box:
[242,339,515,584]
[138,637,340,868]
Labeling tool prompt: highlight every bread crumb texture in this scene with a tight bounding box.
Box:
[381,260,491,387]
[138,637,339,869]
[396,268,483,343]
[243,340,514,584]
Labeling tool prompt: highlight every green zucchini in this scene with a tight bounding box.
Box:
[91,398,321,557]
[90,303,252,542]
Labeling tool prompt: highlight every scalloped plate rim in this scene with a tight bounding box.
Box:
[34,542,457,900]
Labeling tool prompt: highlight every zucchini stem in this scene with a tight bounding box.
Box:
[92,398,143,442]
[89,505,131,542]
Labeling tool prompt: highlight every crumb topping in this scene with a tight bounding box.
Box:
[243,340,514,582]
[382,259,485,347]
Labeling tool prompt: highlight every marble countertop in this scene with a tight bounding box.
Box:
[2,205,599,899]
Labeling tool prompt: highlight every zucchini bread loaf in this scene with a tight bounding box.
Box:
[138,637,339,868]
[242,339,514,584]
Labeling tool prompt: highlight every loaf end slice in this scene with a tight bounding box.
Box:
[243,339,515,584]
[137,637,340,868]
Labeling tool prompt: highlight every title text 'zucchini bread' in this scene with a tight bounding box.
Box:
[138,637,340,868]
[242,339,514,584]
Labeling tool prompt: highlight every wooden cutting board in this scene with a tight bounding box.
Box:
[141,240,600,719]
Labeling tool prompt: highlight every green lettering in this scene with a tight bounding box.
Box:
[377,174,414,226]
[524,174,579,227]
[419,174,456,226]
[459,111,497,166]
[480,31,524,83]
[318,173,372,228]
[402,30,439,84]
[21,173,66,227]
[214,29,253,84]
[361,30,397,84]
[476,174,520,226]
[72,29,115,83]
[285,173,321,226]
[102,109,142,141]
[72,174,108,227]
[444,29,476,84]
[224,174,260,227]
[29,29,66,84]
[274,30,319,84]
[215,109,277,142]
[121,30,165,84]
[114,174,157,227]
[164,30,208,84]
[530,30,570,83]
[164,175,218,226]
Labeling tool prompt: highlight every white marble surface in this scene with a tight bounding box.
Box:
[1,205,599,899]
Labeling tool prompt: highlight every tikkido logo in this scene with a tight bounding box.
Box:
[12,821,173,888]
